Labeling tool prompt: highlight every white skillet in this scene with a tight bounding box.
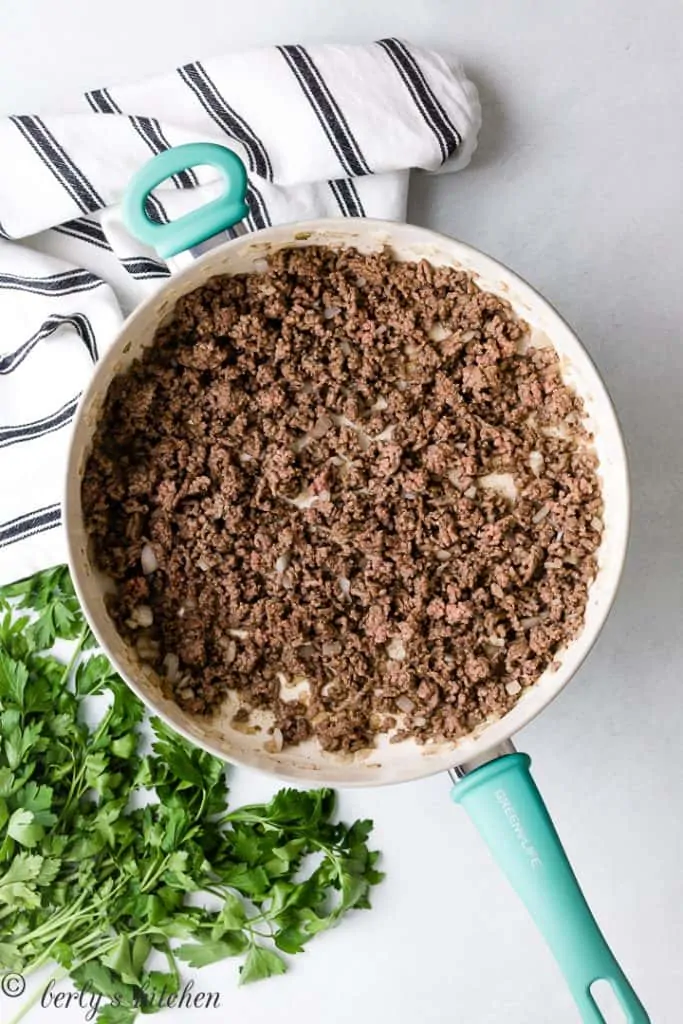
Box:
[64,144,648,1023]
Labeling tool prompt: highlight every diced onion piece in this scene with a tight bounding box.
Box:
[134,604,154,628]
[532,503,551,524]
[253,257,269,272]
[396,695,414,713]
[289,487,329,509]
[373,424,396,443]
[141,544,158,575]
[479,473,518,502]
[324,305,341,319]
[541,423,571,439]
[136,635,160,662]
[163,652,180,682]
[428,323,450,342]
[506,680,522,696]
[386,637,406,661]
[279,677,311,703]
[529,451,544,477]
[275,551,291,574]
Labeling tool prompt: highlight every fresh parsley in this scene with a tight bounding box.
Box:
[0,567,383,1022]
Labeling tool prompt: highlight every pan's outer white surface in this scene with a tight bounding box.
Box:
[64,219,629,785]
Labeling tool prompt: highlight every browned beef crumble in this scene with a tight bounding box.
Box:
[82,246,602,753]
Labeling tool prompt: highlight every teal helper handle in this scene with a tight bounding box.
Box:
[122,143,249,259]
[452,754,649,1023]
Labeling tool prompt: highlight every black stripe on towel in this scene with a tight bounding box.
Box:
[10,115,104,213]
[84,87,197,192]
[178,62,273,181]
[85,87,121,113]
[83,90,175,222]
[376,38,461,162]
[0,395,80,449]
[176,64,269,231]
[0,503,62,548]
[0,312,98,376]
[54,217,112,251]
[278,45,371,178]
[328,179,365,218]
[0,269,103,296]
[243,181,269,230]
[129,116,198,190]
[120,257,171,280]
[143,194,169,225]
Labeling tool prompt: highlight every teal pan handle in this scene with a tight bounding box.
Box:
[122,143,249,259]
[452,753,649,1023]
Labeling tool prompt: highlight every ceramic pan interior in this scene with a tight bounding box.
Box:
[64,220,630,785]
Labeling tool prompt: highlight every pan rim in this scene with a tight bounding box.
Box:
[63,217,630,787]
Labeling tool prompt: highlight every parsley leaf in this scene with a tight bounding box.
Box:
[176,933,249,967]
[7,808,44,847]
[240,945,287,985]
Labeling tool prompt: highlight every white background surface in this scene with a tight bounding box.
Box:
[1,2,682,1022]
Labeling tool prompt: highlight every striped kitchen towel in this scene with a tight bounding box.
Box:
[0,38,481,585]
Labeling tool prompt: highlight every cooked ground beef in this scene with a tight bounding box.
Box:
[82,246,602,753]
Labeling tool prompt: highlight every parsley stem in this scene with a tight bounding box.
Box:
[17,889,90,946]
[67,925,150,975]
[140,854,170,892]
[25,925,91,977]
[160,938,180,986]
[58,623,89,689]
